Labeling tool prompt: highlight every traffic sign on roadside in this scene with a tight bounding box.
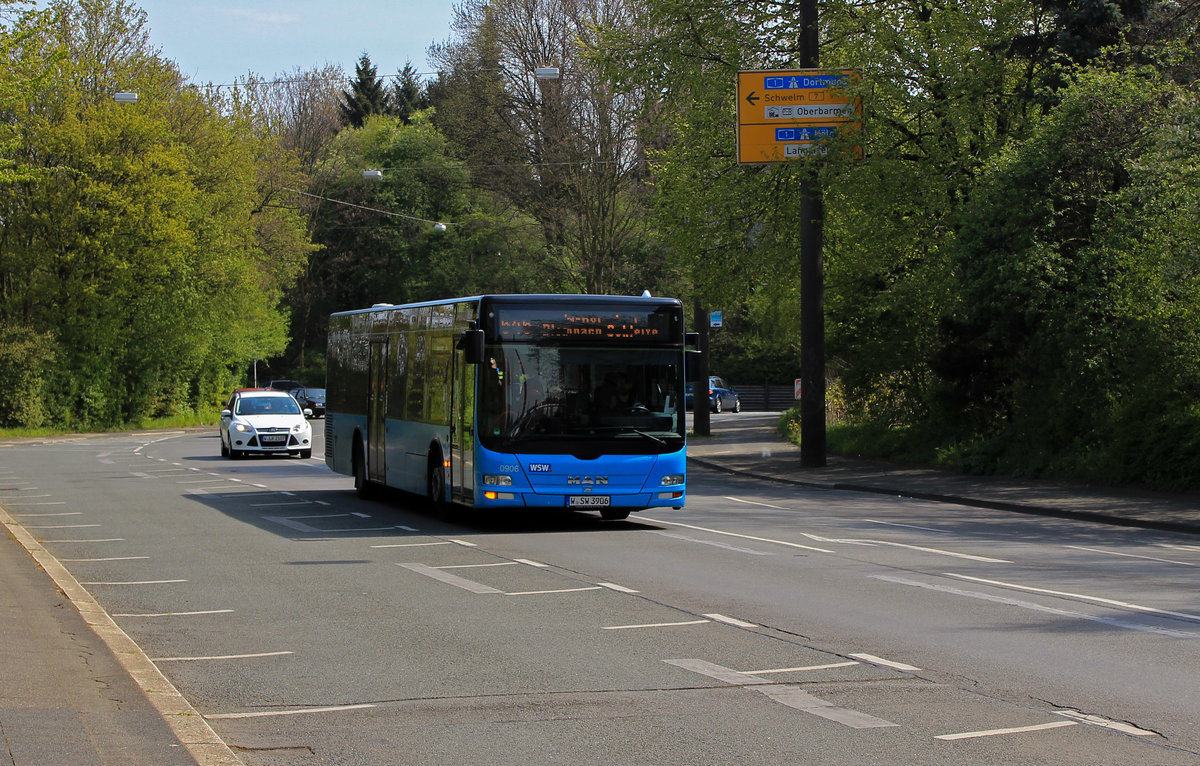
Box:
[737,69,861,164]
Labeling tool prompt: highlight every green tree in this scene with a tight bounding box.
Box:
[286,111,564,369]
[0,0,311,427]
[339,53,391,128]
[940,70,1200,485]
[431,0,660,295]
[392,61,430,124]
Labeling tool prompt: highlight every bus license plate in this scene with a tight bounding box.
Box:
[568,495,610,507]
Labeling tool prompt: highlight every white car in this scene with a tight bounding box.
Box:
[220,389,313,459]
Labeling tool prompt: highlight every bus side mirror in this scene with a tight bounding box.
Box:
[458,328,485,364]
[686,332,700,348]
[685,349,702,382]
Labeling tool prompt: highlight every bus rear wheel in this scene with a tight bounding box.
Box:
[427,450,447,507]
[353,443,376,499]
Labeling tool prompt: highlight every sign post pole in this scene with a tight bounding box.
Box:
[798,0,827,467]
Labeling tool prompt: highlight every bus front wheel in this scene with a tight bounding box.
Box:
[600,508,631,521]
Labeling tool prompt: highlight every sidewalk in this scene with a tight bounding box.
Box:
[687,412,1200,535]
[0,529,203,766]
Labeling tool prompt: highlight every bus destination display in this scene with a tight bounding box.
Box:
[489,306,680,344]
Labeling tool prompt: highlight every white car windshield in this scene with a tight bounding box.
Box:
[236,397,301,416]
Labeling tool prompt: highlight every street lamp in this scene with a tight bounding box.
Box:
[535,66,560,80]
[113,92,138,103]
[362,169,383,180]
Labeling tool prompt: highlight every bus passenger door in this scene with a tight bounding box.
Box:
[451,351,475,503]
[368,339,388,484]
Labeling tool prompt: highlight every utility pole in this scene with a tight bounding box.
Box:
[798,0,827,467]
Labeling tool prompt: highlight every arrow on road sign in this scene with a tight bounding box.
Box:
[745,91,759,106]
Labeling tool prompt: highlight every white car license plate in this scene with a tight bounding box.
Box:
[568,495,610,507]
[260,434,287,444]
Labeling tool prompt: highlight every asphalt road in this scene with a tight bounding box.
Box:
[2,425,1199,765]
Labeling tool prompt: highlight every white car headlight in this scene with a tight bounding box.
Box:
[234,423,251,433]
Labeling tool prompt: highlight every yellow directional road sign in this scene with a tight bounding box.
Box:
[736,69,860,164]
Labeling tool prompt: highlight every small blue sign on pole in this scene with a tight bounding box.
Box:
[710,310,723,328]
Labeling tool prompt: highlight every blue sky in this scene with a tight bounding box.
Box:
[133,1,456,86]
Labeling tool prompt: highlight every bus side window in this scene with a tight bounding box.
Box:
[407,332,426,422]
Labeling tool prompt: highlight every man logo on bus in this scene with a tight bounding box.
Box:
[567,476,609,485]
[528,463,553,473]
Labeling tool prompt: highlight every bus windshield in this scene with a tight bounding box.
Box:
[479,345,684,454]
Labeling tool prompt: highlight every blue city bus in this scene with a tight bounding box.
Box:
[325,294,690,520]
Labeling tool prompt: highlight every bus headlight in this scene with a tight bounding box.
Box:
[482,474,513,486]
[660,474,684,486]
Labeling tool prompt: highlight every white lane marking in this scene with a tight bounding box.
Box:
[937,721,1077,740]
[516,559,548,567]
[114,609,235,617]
[598,582,639,593]
[1054,709,1157,736]
[666,658,767,684]
[1065,545,1199,567]
[397,525,419,532]
[1,493,51,498]
[655,531,775,555]
[207,703,375,720]
[154,651,294,662]
[801,533,1008,562]
[262,516,320,533]
[603,620,709,630]
[1,501,67,506]
[667,659,897,728]
[649,517,1003,561]
[643,518,834,553]
[24,524,102,529]
[351,512,372,518]
[397,562,502,594]
[758,685,898,728]
[450,539,477,547]
[723,496,788,510]
[946,573,1200,624]
[744,662,860,674]
[177,480,230,485]
[507,587,603,596]
[82,579,187,585]
[1161,543,1200,552]
[7,512,81,517]
[438,562,517,569]
[704,613,758,628]
[876,575,1200,638]
[371,541,452,548]
[63,556,150,562]
[40,537,124,543]
[864,518,950,533]
[848,653,921,672]
[250,500,311,507]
